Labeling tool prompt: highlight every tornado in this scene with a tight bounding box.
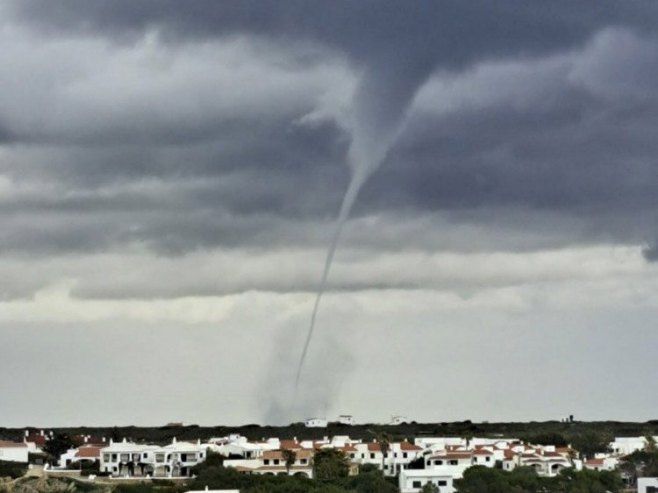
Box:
[293,54,436,410]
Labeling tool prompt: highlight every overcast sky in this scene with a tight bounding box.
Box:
[2,1,658,427]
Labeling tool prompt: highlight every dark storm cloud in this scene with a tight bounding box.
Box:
[1,1,658,263]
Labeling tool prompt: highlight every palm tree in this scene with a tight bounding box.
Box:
[367,429,391,477]
[282,449,296,475]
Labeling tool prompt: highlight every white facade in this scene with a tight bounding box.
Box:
[347,441,423,477]
[424,451,473,479]
[399,469,453,493]
[225,449,314,478]
[305,418,328,428]
[390,416,410,425]
[503,452,571,477]
[638,477,658,493]
[338,415,354,425]
[610,436,657,456]
[100,438,207,477]
[0,441,29,463]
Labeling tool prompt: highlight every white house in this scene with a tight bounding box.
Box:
[338,415,355,426]
[609,436,656,456]
[0,440,29,463]
[348,440,423,477]
[399,469,453,493]
[224,449,314,478]
[100,438,207,477]
[58,445,103,468]
[305,418,328,428]
[502,450,571,477]
[581,456,618,471]
[424,451,474,479]
[390,416,410,425]
[638,477,658,493]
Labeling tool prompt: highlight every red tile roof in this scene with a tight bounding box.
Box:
[279,440,301,450]
[0,440,27,448]
[399,442,422,451]
[75,446,102,458]
[25,435,46,446]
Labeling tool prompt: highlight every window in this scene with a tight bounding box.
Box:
[103,454,110,462]
[412,481,421,488]
[300,459,307,465]
[449,460,458,465]
[120,454,129,463]
[111,454,118,461]
[273,459,280,465]
[350,454,355,459]
[438,480,447,486]
[156,453,165,463]
[181,454,188,462]
[370,453,375,459]
[403,452,408,458]
[485,456,490,462]
[264,459,270,465]
[434,460,443,466]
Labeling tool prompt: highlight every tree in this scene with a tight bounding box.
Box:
[379,434,391,478]
[42,434,75,462]
[420,483,440,493]
[313,449,350,480]
[282,449,297,475]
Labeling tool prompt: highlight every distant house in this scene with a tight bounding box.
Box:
[399,469,453,493]
[390,416,410,425]
[0,440,29,463]
[610,436,658,456]
[225,449,315,478]
[58,445,103,468]
[638,477,658,493]
[582,456,618,471]
[305,418,328,428]
[347,440,423,477]
[100,438,207,477]
[338,415,354,426]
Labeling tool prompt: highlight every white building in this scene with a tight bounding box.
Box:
[338,415,354,426]
[305,418,328,428]
[609,436,657,456]
[582,456,618,471]
[638,477,658,493]
[0,440,29,463]
[637,478,658,493]
[424,451,474,479]
[390,416,410,425]
[502,450,572,477]
[100,438,207,477]
[58,445,103,468]
[399,469,453,493]
[347,440,423,477]
[225,449,314,478]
